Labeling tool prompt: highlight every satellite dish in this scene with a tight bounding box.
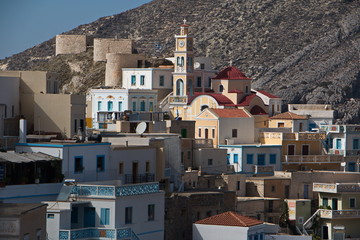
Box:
[136,122,147,135]
[194,62,200,69]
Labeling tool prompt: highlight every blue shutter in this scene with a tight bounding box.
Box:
[233,154,238,163]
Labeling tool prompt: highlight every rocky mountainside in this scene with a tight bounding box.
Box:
[1,0,359,122]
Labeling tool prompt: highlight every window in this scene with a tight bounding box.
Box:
[336,139,342,149]
[47,213,55,219]
[98,101,102,110]
[245,86,249,93]
[140,75,145,85]
[159,76,165,86]
[288,145,295,155]
[125,207,132,224]
[198,128,201,138]
[71,207,78,224]
[270,154,276,164]
[233,154,238,163]
[118,101,123,111]
[236,181,240,191]
[208,159,213,166]
[353,139,359,149]
[197,77,202,87]
[205,128,209,139]
[23,234,30,240]
[140,100,146,111]
[149,102,154,111]
[132,102,136,111]
[119,162,124,174]
[350,198,356,208]
[232,129,237,138]
[148,204,155,221]
[36,229,42,240]
[219,85,224,92]
[208,77,211,87]
[101,208,110,225]
[201,63,205,69]
[227,154,230,164]
[97,155,105,172]
[131,75,136,86]
[74,156,83,173]
[298,217,304,224]
[247,154,253,164]
[146,161,150,173]
[271,185,276,192]
[302,145,309,155]
[323,197,328,207]
[74,119,77,133]
[277,122,285,128]
[258,154,266,165]
[187,151,191,160]
[107,101,113,111]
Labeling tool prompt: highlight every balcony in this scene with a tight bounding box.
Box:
[124,173,155,184]
[194,139,213,148]
[169,96,187,104]
[69,182,160,198]
[346,149,360,156]
[328,149,345,155]
[285,155,343,163]
[97,111,168,123]
[59,227,140,240]
[313,183,360,193]
[319,209,360,219]
[260,132,326,141]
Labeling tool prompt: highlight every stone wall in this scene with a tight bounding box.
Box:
[93,38,134,62]
[55,35,89,55]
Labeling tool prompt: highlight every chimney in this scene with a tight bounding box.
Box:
[19,118,27,143]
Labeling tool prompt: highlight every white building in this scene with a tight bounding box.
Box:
[219,144,282,173]
[193,211,276,240]
[88,88,158,130]
[44,181,164,240]
[288,104,334,130]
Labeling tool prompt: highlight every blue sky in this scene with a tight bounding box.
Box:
[0,0,152,59]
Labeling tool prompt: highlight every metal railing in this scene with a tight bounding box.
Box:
[124,173,155,184]
[319,209,360,219]
[59,227,140,240]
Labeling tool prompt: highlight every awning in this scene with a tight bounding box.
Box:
[0,151,61,163]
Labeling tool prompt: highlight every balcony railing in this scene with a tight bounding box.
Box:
[194,139,213,148]
[260,132,326,141]
[169,96,187,104]
[313,183,360,193]
[59,227,140,240]
[124,173,155,184]
[329,149,345,155]
[97,111,168,123]
[319,209,360,219]
[69,182,160,198]
[346,150,360,156]
[285,155,343,163]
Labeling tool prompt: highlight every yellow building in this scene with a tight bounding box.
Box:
[168,22,281,121]
[195,108,254,147]
[269,112,308,132]
[310,182,360,239]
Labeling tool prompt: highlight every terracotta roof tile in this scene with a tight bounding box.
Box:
[256,90,280,99]
[210,108,251,118]
[213,66,251,80]
[238,93,257,106]
[270,112,308,120]
[195,211,263,227]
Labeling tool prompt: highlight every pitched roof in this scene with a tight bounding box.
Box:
[195,211,263,227]
[270,112,308,120]
[210,108,251,118]
[238,93,257,106]
[212,66,251,80]
[187,92,234,105]
[256,90,280,99]
[250,105,267,115]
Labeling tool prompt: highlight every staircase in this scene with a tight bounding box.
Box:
[302,209,321,235]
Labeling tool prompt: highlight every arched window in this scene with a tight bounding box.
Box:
[219,85,224,93]
[176,79,184,96]
[177,57,181,66]
[201,105,208,112]
[188,79,193,96]
[245,86,249,93]
[181,57,184,67]
[205,129,209,139]
[140,100,146,111]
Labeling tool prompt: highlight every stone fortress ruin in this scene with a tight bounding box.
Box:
[55,34,145,87]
